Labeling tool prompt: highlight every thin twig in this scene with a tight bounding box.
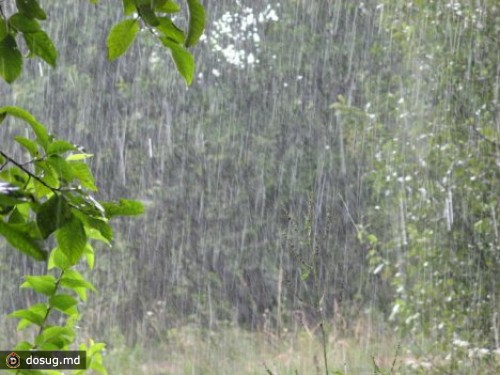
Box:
[371,355,382,374]
[320,323,329,375]
[389,343,401,374]
[263,362,276,375]
[0,150,60,192]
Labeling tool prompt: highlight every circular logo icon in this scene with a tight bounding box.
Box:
[6,352,21,369]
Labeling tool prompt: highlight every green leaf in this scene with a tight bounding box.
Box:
[24,30,57,67]
[185,0,205,47]
[162,38,194,85]
[0,106,50,148]
[60,270,96,301]
[66,153,94,161]
[15,0,47,20]
[0,220,47,260]
[7,206,27,223]
[36,326,75,347]
[21,275,57,296]
[48,246,71,270]
[56,215,87,265]
[88,342,106,357]
[48,155,75,182]
[90,360,107,375]
[138,4,160,26]
[156,17,184,44]
[49,294,78,314]
[47,140,77,155]
[83,243,95,269]
[0,19,8,40]
[0,192,29,207]
[0,35,23,83]
[8,303,48,326]
[102,198,144,217]
[14,341,33,350]
[155,0,181,13]
[33,160,59,194]
[107,19,140,61]
[35,342,61,351]
[123,0,136,15]
[9,13,41,33]
[82,195,106,216]
[15,136,40,156]
[85,217,113,245]
[367,234,378,245]
[70,161,97,190]
[152,0,167,9]
[37,194,72,239]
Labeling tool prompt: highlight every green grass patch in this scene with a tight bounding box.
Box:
[103,323,500,374]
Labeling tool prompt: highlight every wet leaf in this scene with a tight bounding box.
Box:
[21,275,57,296]
[56,215,87,265]
[48,155,75,182]
[8,304,48,327]
[156,17,184,44]
[0,19,7,40]
[0,220,46,260]
[0,106,50,148]
[35,326,75,347]
[47,140,77,155]
[162,38,194,85]
[107,19,139,61]
[9,13,41,33]
[14,136,40,156]
[101,198,144,217]
[155,0,180,13]
[185,0,205,47]
[37,194,71,239]
[0,36,23,83]
[122,0,136,15]
[66,153,94,161]
[48,247,71,270]
[138,4,160,26]
[24,30,58,67]
[49,294,78,314]
[70,161,97,191]
[16,0,47,20]
[60,269,96,301]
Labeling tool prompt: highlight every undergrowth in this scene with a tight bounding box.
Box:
[97,322,499,375]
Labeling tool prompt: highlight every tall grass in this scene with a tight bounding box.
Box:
[100,320,500,374]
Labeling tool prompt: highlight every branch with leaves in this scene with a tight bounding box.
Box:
[0,0,205,85]
[0,0,205,374]
[0,106,144,374]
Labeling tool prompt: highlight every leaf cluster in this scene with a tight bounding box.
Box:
[0,0,205,85]
[0,107,144,374]
[0,0,205,373]
[108,0,205,84]
[0,0,56,82]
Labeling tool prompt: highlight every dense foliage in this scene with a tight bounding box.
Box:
[1,0,205,373]
[0,105,144,374]
[361,0,499,355]
[1,0,498,372]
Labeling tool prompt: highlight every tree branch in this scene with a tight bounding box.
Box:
[0,150,61,192]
